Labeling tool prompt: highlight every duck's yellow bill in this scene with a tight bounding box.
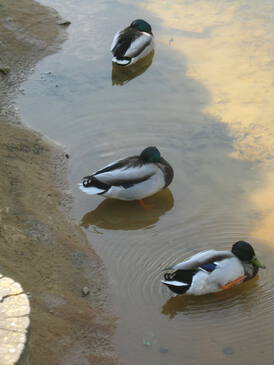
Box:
[251,256,266,269]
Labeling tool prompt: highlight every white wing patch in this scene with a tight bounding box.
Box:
[161,280,188,287]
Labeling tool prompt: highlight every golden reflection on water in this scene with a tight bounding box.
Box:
[250,170,274,244]
[140,0,274,245]
[112,50,154,85]
[80,188,174,230]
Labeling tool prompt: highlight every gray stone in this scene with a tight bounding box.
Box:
[223,346,235,355]
[159,347,169,354]
[81,287,90,297]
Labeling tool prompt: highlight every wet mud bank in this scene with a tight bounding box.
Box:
[0,1,118,364]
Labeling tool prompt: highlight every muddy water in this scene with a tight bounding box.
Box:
[18,0,274,364]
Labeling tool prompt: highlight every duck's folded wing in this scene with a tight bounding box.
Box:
[93,160,157,186]
[124,33,153,58]
[110,30,122,52]
[111,28,137,57]
[168,250,233,271]
[209,257,245,286]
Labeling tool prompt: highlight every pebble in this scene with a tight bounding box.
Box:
[81,287,90,297]
[143,340,151,347]
[159,347,168,354]
[0,67,10,75]
[57,19,71,26]
[223,346,235,355]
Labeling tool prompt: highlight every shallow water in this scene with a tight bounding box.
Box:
[18,0,274,364]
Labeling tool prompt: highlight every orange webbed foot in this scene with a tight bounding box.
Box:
[138,199,153,209]
[221,275,247,290]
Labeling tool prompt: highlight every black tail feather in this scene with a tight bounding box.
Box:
[83,176,110,191]
[163,269,196,295]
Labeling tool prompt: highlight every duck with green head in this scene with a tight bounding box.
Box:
[79,147,173,205]
[161,241,265,295]
[111,19,154,66]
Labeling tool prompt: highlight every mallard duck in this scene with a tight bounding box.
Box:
[161,241,265,295]
[111,19,154,66]
[79,146,174,205]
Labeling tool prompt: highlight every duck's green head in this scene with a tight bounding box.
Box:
[130,19,152,34]
[140,146,161,163]
[232,241,266,268]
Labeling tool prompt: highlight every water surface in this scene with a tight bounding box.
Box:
[18,0,274,364]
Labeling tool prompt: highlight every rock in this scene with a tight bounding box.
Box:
[0,274,30,364]
[143,340,151,347]
[57,19,71,26]
[81,287,90,297]
[159,346,168,354]
[0,66,10,75]
[223,346,234,355]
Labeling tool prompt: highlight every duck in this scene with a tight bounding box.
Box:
[161,241,265,295]
[79,146,174,206]
[110,19,154,66]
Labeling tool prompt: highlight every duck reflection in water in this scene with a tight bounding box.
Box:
[161,276,260,319]
[80,188,174,231]
[112,51,154,86]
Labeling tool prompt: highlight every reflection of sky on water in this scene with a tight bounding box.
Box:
[141,0,274,247]
[250,171,274,243]
[141,0,274,163]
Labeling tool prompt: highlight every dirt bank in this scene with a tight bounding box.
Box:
[0,1,118,364]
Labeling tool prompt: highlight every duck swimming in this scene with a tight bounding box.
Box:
[79,147,173,205]
[161,241,265,295]
[111,19,154,66]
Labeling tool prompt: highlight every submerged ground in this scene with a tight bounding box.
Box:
[0,1,118,364]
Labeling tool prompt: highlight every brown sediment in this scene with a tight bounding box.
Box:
[0,1,118,364]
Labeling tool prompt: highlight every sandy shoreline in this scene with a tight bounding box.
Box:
[0,1,118,364]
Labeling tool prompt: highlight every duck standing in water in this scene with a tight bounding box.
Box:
[161,241,265,295]
[79,146,173,207]
[111,19,154,66]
